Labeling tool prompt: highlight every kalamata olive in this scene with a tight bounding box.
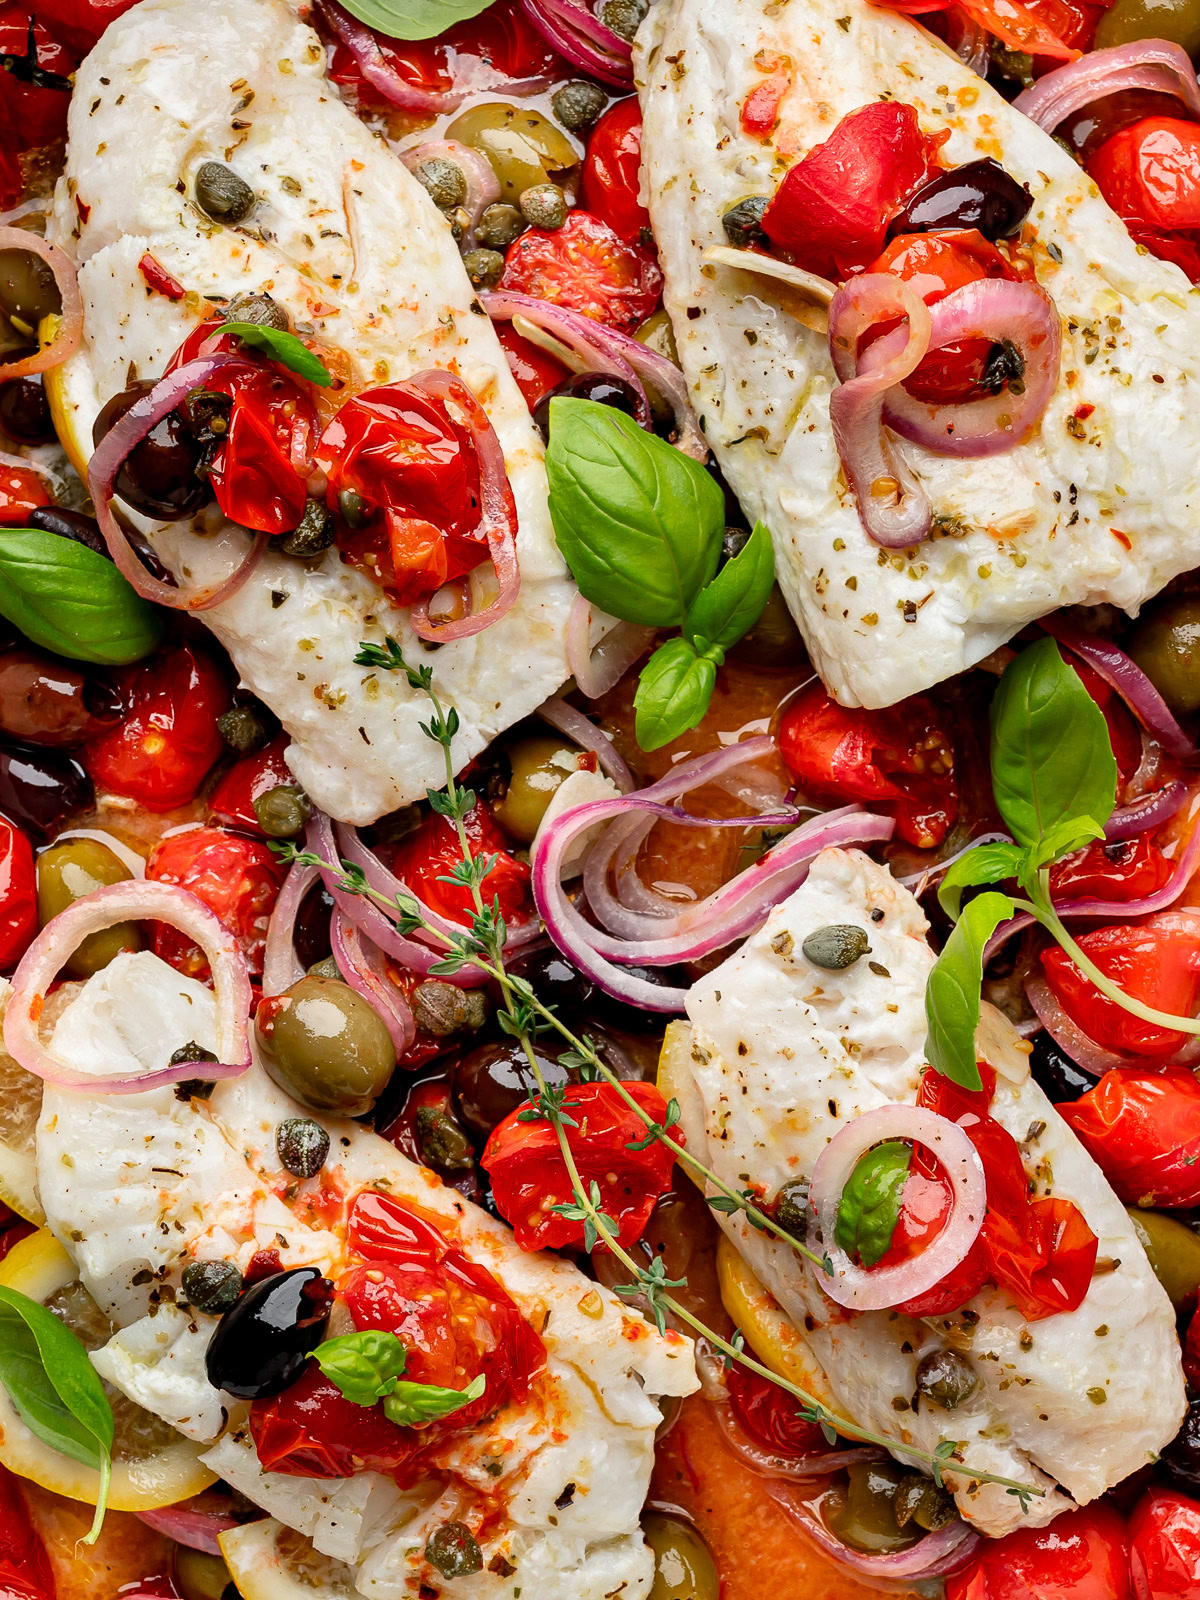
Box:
[181,1259,244,1315]
[1096,0,1200,55]
[413,157,468,210]
[452,1037,573,1138]
[174,1547,236,1600]
[532,372,641,441]
[0,651,119,746]
[461,248,505,289]
[1159,1398,1200,1493]
[411,979,487,1038]
[205,1266,332,1399]
[492,736,580,842]
[730,583,806,667]
[519,182,568,229]
[915,1348,979,1410]
[0,742,92,843]
[292,879,334,970]
[476,203,525,250]
[445,103,580,204]
[1126,1207,1200,1309]
[424,1521,483,1580]
[255,975,397,1116]
[253,783,312,839]
[223,292,289,330]
[722,195,769,248]
[888,158,1032,242]
[195,161,256,223]
[642,1513,719,1600]
[506,945,595,1015]
[37,838,142,978]
[275,1117,331,1179]
[0,248,61,327]
[802,924,870,969]
[1028,1033,1093,1102]
[216,702,274,754]
[824,1462,925,1553]
[1127,595,1200,717]
[551,80,608,133]
[279,498,335,559]
[0,374,53,444]
[25,505,107,558]
[92,380,209,521]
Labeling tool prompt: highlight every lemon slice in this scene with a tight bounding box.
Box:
[0,982,45,1224]
[716,1236,836,1407]
[39,315,91,479]
[0,1228,215,1509]
[221,1518,357,1599]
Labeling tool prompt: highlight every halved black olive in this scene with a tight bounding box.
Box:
[532,372,641,442]
[204,1266,332,1399]
[92,380,210,521]
[888,158,1032,242]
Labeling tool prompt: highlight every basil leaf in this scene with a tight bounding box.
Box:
[989,638,1117,849]
[924,890,1015,1092]
[834,1141,912,1268]
[0,530,163,665]
[0,1286,114,1544]
[336,0,496,41]
[1022,816,1106,884]
[214,322,333,387]
[937,841,1023,921]
[382,1372,485,1427]
[683,520,775,653]
[314,1329,408,1406]
[546,399,724,628]
[633,637,718,752]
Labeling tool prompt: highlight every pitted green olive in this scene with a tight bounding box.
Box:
[1127,1206,1200,1308]
[444,103,580,204]
[1095,0,1200,55]
[824,1462,925,1554]
[0,248,61,330]
[1126,596,1200,717]
[174,1547,236,1600]
[36,838,142,977]
[642,1513,719,1600]
[255,975,396,1116]
[492,736,580,842]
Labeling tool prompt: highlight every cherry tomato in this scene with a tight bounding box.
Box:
[483,1080,679,1252]
[739,52,794,141]
[250,1360,422,1478]
[500,210,663,332]
[1089,118,1200,234]
[948,0,1083,58]
[83,643,229,810]
[1130,1489,1200,1599]
[1049,834,1175,903]
[726,1362,828,1457]
[581,97,651,243]
[1041,914,1200,1059]
[146,825,284,978]
[495,321,567,410]
[207,733,293,835]
[1129,227,1200,283]
[0,461,49,525]
[777,681,958,849]
[1057,1064,1200,1208]
[0,8,73,211]
[0,1461,54,1600]
[0,815,35,971]
[761,101,946,278]
[23,0,137,54]
[387,804,532,929]
[946,1502,1131,1600]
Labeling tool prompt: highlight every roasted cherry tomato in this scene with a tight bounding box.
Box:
[946,1502,1131,1600]
[207,732,293,835]
[762,101,946,278]
[0,815,35,971]
[23,0,138,54]
[777,681,958,849]
[1130,1489,1200,1599]
[581,97,651,243]
[726,1362,828,1458]
[494,322,567,410]
[1041,914,1200,1059]
[483,1080,679,1252]
[1072,658,1144,788]
[1090,118,1200,235]
[1049,834,1174,903]
[0,461,49,524]
[83,643,229,810]
[146,825,284,978]
[387,803,533,929]
[0,7,74,211]
[500,210,663,332]
[1129,227,1200,282]
[0,1461,54,1600]
[1057,1064,1200,1208]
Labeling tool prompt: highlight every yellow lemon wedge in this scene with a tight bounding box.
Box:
[221,1518,357,1599]
[38,313,91,479]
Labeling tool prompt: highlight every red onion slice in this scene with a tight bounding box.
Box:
[564,593,655,701]
[764,1478,982,1580]
[518,0,632,85]
[136,1503,241,1556]
[330,909,416,1056]
[536,693,635,791]
[262,860,319,996]
[1105,781,1187,841]
[315,0,468,112]
[1014,39,1200,132]
[946,8,991,77]
[1045,621,1198,760]
[3,882,252,1093]
[0,229,83,379]
[810,1105,986,1311]
[1024,973,1131,1076]
[403,142,499,248]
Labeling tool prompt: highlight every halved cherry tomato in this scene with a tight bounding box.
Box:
[946,1502,1131,1600]
[22,0,137,54]
[1089,118,1200,234]
[207,733,292,835]
[1057,1064,1200,1208]
[495,322,567,410]
[83,643,229,811]
[1049,835,1174,904]
[0,1461,54,1600]
[582,97,651,243]
[726,1362,827,1457]
[0,815,36,971]
[950,0,1083,59]
[387,803,532,929]
[483,1080,679,1252]
[0,461,49,525]
[500,210,663,332]
[1129,226,1200,283]
[0,7,74,211]
[1130,1489,1200,1599]
[146,825,284,978]
[1041,914,1200,1059]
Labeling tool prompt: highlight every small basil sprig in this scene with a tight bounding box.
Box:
[314,1328,485,1427]
[337,0,497,41]
[834,1141,911,1267]
[213,322,332,387]
[0,1285,115,1544]
[0,529,164,665]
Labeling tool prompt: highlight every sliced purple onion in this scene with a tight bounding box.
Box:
[0,228,82,378]
[564,594,656,701]
[136,1502,241,1556]
[536,693,635,791]
[764,1477,982,1580]
[1014,39,1200,133]
[330,908,416,1056]
[1045,620,1198,760]
[518,0,632,84]
[712,1397,889,1480]
[1024,973,1130,1076]
[262,860,319,995]
[1105,781,1187,841]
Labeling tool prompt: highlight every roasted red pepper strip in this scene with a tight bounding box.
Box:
[1057,1064,1200,1208]
[138,252,186,300]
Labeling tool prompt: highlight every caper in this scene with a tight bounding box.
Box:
[915,1348,979,1410]
[223,292,289,330]
[415,1102,476,1171]
[642,1513,719,1600]
[338,487,370,528]
[721,196,769,249]
[824,1462,923,1554]
[772,1177,810,1241]
[1127,595,1200,717]
[1127,1206,1200,1308]
[174,1546,236,1600]
[461,248,505,289]
[892,1474,956,1531]
[255,975,397,1116]
[279,498,335,559]
[0,248,61,331]
[519,183,568,229]
[551,80,608,133]
[36,838,142,978]
[195,161,256,223]
[217,702,273,753]
[445,103,580,204]
[413,157,468,210]
[170,1041,217,1065]
[802,924,870,970]
[276,1116,331,1179]
[598,0,648,38]
[492,736,579,842]
[411,978,487,1038]
[181,1258,243,1315]
[425,1521,483,1580]
[254,782,312,839]
[1095,0,1200,56]
[476,203,525,251]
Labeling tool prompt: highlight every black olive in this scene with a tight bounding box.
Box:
[887,158,1033,242]
[532,372,641,442]
[1029,1033,1093,1103]
[204,1266,333,1399]
[452,1037,574,1139]
[1159,1399,1200,1493]
[293,879,334,970]
[505,945,596,1015]
[593,962,692,1032]
[92,380,210,521]
[0,741,92,843]
[26,505,107,559]
[0,375,53,444]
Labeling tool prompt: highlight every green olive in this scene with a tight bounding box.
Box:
[1126,596,1200,717]
[823,1463,925,1554]
[36,839,142,978]
[492,736,580,842]
[194,161,256,223]
[642,1513,719,1600]
[445,103,580,205]
[730,583,806,667]
[0,248,62,332]
[174,1546,236,1600]
[1127,1206,1200,1308]
[255,975,397,1116]
[1095,0,1200,55]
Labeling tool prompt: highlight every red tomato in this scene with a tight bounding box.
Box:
[495,321,567,410]
[1129,226,1200,282]
[761,101,946,278]
[499,210,663,332]
[207,733,292,835]
[387,804,532,929]
[251,1361,422,1478]
[726,1362,828,1457]
[581,97,651,243]
[739,51,794,141]
[1089,118,1200,234]
[1041,914,1200,1059]
[1049,835,1174,904]
[0,461,49,525]
[777,681,958,849]
[1057,1064,1200,1208]
[482,1080,679,1252]
[0,816,35,971]
[1130,1489,1200,1599]
[146,826,284,978]
[1071,659,1146,791]
[946,1502,1131,1600]
[83,644,229,810]
[948,0,1082,58]
[0,1462,54,1600]
[23,0,137,53]
[0,7,73,211]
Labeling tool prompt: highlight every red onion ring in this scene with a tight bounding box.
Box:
[827,275,933,548]
[0,229,83,378]
[403,141,499,247]
[262,860,319,996]
[810,1105,986,1311]
[87,355,270,610]
[945,9,991,77]
[764,1478,982,1580]
[1044,620,1198,760]
[1024,973,1132,1076]
[518,0,632,85]
[330,908,416,1056]
[536,693,635,791]
[3,882,252,1093]
[564,593,655,701]
[1013,39,1200,132]
[1105,781,1187,841]
[136,1503,241,1556]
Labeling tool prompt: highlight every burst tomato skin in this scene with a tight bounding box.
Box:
[494,322,567,410]
[0,462,49,524]
[581,97,651,243]
[946,1503,1131,1600]
[0,1461,54,1600]
[206,733,292,835]
[1056,1065,1200,1208]
[1089,117,1200,234]
[726,1363,827,1457]
[1048,835,1174,904]
[499,210,663,332]
[0,816,36,971]
[146,826,284,978]
[0,7,74,212]
[1041,916,1200,1059]
[387,805,532,929]
[1130,1488,1200,1598]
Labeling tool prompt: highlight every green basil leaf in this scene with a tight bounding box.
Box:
[313,1329,408,1407]
[0,1286,114,1544]
[214,322,333,387]
[1021,816,1106,883]
[382,1372,486,1427]
[924,890,1016,1092]
[683,520,775,653]
[336,0,496,41]
[0,530,163,665]
[937,841,1023,921]
[546,399,724,628]
[834,1141,912,1268]
[633,637,718,752]
[989,638,1117,849]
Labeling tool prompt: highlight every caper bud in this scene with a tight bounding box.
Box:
[253,782,312,840]
[411,979,487,1038]
[170,1041,217,1065]
[824,1462,923,1554]
[425,1522,483,1580]
[195,161,256,223]
[551,80,608,133]
[217,702,273,753]
[802,924,870,970]
[174,1546,236,1600]
[255,975,397,1116]
[519,183,568,229]
[182,1258,243,1315]
[36,838,142,978]
[276,1117,331,1179]
[338,487,370,528]
[279,498,335,559]
[1127,595,1200,718]
[492,736,579,842]
[413,157,468,211]
[642,1513,719,1600]
[415,1103,476,1171]
[223,292,289,330]
[772,1177,809,1241]
[461,248,505,289]
[476,203,525,251]
[892,1475,957,1531]
[915,1348,979,1410]
[721,195,769,249]
[599,0,648,38]
[170,1041,218,1101]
